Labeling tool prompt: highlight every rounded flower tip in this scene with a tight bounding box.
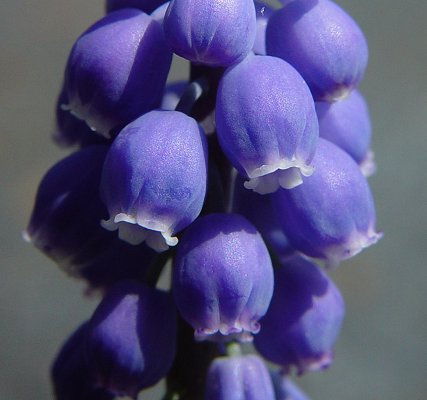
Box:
[194,319,261,343]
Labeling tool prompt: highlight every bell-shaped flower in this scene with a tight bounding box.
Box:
[24,146,112,271]
[253,1,274,55]
[316,89,375,176]
[173,213,274,342]
[86,281,177,398]
[232,175,295,261]
[266,0,368,101]
[163,0,256,66]
[100,110,208,252]
[216,54,318,194]
[273,138,382,265]
[64,9,172,137]
[270,372,311,400]
[51,322,113,400]
[205,354,275,399]
[106,0,166,14]
[254,256,345,374]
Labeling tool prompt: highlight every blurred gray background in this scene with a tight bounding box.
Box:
[1,0,426,399]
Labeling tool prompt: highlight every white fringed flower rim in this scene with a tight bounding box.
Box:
[324,227,383,268]
[244,158,314,194]
[359,149,377,178]
[101,213,178,252]
[194,319,260,343]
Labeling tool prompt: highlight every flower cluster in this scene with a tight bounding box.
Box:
[26,0,381,398]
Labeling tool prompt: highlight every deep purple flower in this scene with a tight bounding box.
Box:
[163,0,256,66]
[51,323,113,400]
[64,9,172,137]
[216,54,318,194]
[86,281,177,398]
[316,89,375,176]
[273,138,382,265]
[254,256,345,374]
[205,354,275,399]
[266,0,368,101]
[100,110,208,251]
[173,213,274,342]
[24,146,111,270]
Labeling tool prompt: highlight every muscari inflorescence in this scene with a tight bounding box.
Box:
[25,0,382,398]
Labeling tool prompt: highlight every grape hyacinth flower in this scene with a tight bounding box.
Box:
[254,256,345,374]
[24,146,112,273]
[173,213,274,341]
[316,89,376,176]
[100,110,208,251]
[274,138,382,265]
[64,9,172,137]
[52,323,114,400]
[86,281,177,398]
[160,80,188,111]
[163,0,257,66]
[266,0,368,101]
[205,353,275,399]
[216,54,318,194]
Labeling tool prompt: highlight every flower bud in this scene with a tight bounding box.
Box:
[173,213,274,342]
[163,0,256,66]
[254,256,345,374]
[266,0,368,101]
[315,89,375,176]
[160,80,188,111]
[100,110,208,251]
[216,54,318,194]
[64,9,172,137]
[86,281,177,398]
[24,146,111,270]
[51,323,113,400]
[273,138,381,265]
[205,354,275,399]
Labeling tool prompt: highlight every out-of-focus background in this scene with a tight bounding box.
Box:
[1,1,426,399]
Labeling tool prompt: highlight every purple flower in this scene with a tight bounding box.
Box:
[266,0,368,101]
[205,354,275,399]
[64,9,172,137]
[316,89,375,176]
[86,281,177,398]
[100,110,208,251]
[216,54,318,194]
[51,323,113,400]
[160,80,188,111]
[163,0,256,66]
[254,256,345,374]
[24,146,111,272]
[173,213,274,341]
[273,138,382,265]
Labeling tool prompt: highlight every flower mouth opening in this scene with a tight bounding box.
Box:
[101,213,178,252]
